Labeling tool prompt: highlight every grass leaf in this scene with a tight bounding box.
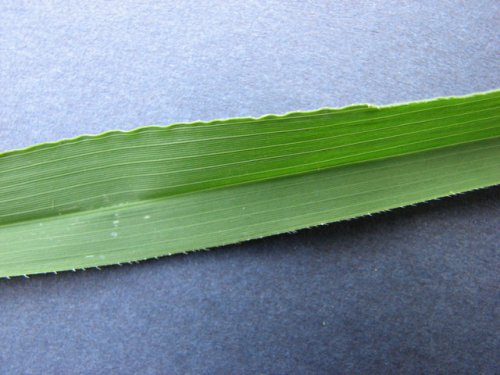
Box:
[1,90,499,277]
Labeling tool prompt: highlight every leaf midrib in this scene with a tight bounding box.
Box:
[2,140,497,264]
[1,135,498,230]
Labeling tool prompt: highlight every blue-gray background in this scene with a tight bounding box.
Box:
[0,1,498,374]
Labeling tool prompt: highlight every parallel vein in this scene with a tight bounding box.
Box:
[0,90,499,277]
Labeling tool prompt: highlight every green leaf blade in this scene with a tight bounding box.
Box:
[1,91,499,277]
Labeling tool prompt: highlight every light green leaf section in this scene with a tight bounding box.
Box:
[1,91,499,277]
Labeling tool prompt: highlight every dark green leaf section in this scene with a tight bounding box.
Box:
[0,91,499,277]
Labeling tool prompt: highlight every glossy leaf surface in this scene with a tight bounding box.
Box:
[1,91,499,277]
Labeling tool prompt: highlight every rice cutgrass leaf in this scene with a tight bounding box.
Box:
[0,90,499,278]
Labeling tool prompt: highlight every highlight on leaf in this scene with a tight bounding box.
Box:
[0,90,499,278]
